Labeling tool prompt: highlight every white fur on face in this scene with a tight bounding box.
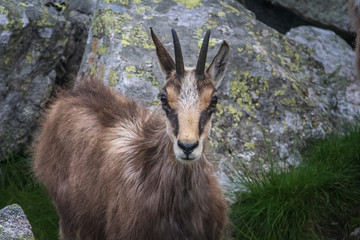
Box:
[178,70,200,112]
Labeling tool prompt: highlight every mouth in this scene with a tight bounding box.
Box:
[181,156,195,161]
[176,154,200,163]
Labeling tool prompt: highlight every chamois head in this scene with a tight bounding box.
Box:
[150,28,229,163]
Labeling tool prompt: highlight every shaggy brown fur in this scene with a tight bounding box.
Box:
[33,29,229,240]
[350,0,360,78]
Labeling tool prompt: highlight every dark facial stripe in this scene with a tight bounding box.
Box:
[166,109,179,136]
[198,109,212,136]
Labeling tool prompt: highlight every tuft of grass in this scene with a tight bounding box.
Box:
[0,152,59,240]
[230,125,360,240]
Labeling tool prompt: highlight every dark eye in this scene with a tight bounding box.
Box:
[160,94,168,106]
[211,96,218,107]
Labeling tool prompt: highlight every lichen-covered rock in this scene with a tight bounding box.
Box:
[0,0,70,161]
[77,0,360,192]
[0,204,34,240]
[267,0,352,34]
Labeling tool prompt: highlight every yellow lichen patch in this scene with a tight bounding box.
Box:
[97,44,108,55]
[237,47,244,53]
[151,99,160,106]
[92,10,133,38]
[197,39,217,48]
[216,103,224,117]
[219,1,240,16]
[203,16,218,30]
[225,104,242,121]
[274,89,285,97]
[134,0,143,3]
[280,97,297,107]
[218,11,225,17]
[281,120,288,131]
[26,51,36,64]
[103,0,129,5]
[121,25,155,49]
[173,0,202,9]
[108,68,118,87]
[244,142,255,150]
[125,65,136,73]
[136,6,151,15]
[195,28,203,38]
[4,57,10,65]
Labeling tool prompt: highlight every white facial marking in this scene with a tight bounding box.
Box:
[178,70,199,112]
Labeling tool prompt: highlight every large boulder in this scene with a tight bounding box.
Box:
[0,204,34,239]
[77,0,360,191]
[266,0,353,34]
[0,0,70,161]
[0,0,95,162]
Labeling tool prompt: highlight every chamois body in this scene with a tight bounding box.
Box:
[33,29,230,239]
[350,0,360,77]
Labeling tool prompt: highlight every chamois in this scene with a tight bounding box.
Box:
[350,0,360,77]
[33,28,230,240]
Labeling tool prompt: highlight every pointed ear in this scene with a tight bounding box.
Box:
[150,28,175,77]
[206,41,230,88]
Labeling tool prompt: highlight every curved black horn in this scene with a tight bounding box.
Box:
[171,29,185,77]
[195,30,211,80]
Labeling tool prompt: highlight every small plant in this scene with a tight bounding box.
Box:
[0,152,59,240]
[230,125,360,239]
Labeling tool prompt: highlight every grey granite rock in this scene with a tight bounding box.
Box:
[0,204,34,240]
[0,0,70,161]
[267,0,353,34]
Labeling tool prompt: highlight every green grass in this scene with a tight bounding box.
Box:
[0,152,59,240]
[230,125,360,239]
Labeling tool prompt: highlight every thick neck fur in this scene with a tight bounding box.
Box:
[102,110,220,239]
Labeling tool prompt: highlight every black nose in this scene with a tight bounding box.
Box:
[178,141,199,156]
